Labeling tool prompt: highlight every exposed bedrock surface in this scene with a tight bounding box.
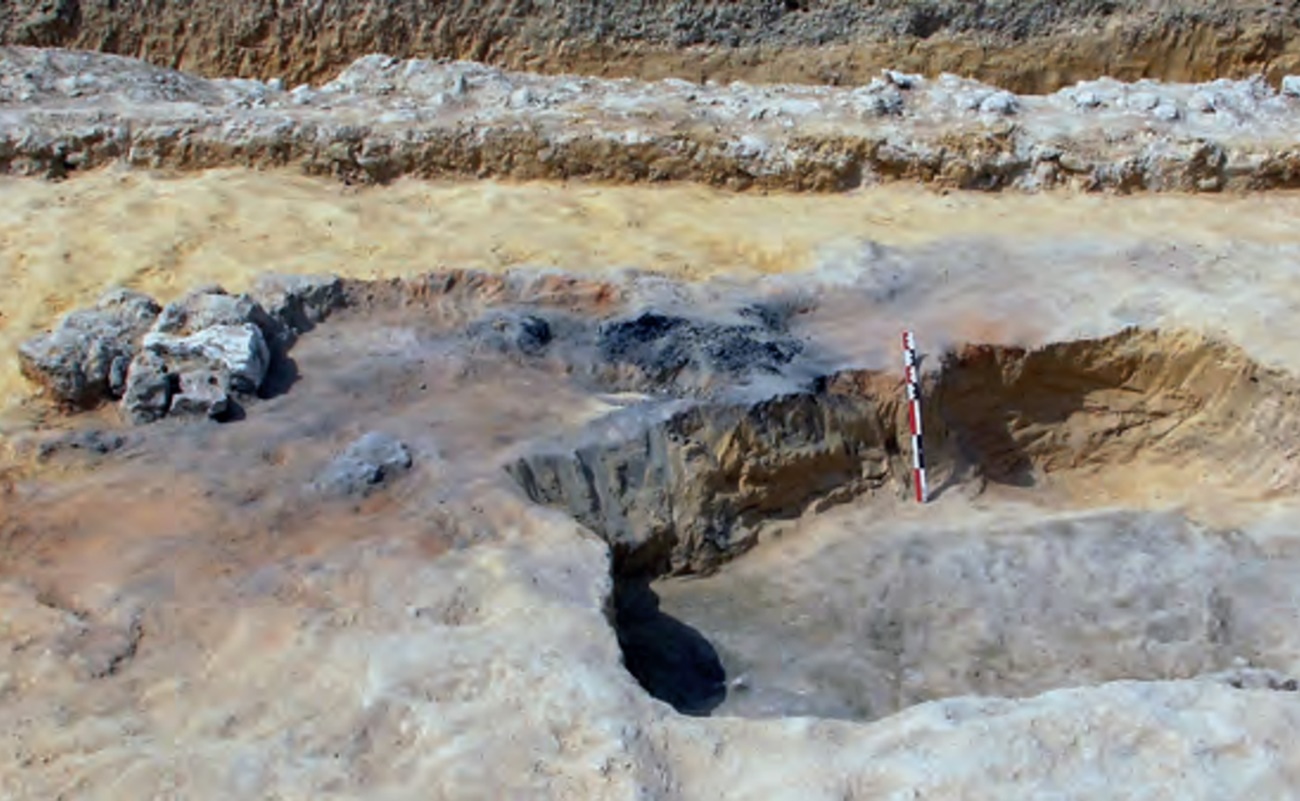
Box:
[509,373,918,576]
[4,0,1300,93]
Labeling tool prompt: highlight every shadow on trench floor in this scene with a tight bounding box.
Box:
[614,578,727,716]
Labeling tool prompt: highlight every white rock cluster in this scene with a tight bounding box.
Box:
[18,274,344,424]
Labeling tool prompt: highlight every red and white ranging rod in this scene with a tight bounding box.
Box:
[901,331,928,504]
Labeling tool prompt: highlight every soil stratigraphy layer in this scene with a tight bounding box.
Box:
[5,49,1300,193]
[3,0,1300,93]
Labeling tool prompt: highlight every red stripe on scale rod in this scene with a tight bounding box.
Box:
[901,331,928,504]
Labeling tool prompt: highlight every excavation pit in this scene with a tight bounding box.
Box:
[643,507,1297,721]
[15,270,1300,725]
[510,327,1300,719]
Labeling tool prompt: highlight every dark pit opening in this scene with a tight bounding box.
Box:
[613,578,727,716]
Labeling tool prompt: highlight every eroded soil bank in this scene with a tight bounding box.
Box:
[4,0,1300,93]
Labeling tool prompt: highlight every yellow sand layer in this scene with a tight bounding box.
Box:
[4,167,1300,410]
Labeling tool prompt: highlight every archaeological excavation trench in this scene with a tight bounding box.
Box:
[13,270,1300,726]
[12,9,1300,793]
[509,325,1300,720]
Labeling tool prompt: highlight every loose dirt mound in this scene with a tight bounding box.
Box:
[3,0,1300,92]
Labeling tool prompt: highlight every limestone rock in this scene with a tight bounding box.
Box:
[16,286,283,424]
[979,90,1018,115]
[1190,91,1217,113]
[18,332,111,408]
[1153,100,1182,121]
[1202,665,1300,692]
[884,70,920,90]
[135,287,276,418]
[14,278,322,425]
[1071,89,1104,108]
[143,323,271,394]
[151,286,276,337]
[853,79,905,117]
[93,289,163,327]
[250,273,345,338]
[168,368,231,419]
[314,432,413,497]
[120,351,172,425]
[107,353,132,397]
[1127,91,1160,111]
[18,289,161,408]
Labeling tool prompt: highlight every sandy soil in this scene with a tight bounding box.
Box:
[6,168,1300,414]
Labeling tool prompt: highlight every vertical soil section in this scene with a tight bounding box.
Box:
[4,1,1300,91]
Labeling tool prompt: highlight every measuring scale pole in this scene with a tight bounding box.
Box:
[901,331,928,504]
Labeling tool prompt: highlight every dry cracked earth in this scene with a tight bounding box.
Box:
[6,4,1300,800]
